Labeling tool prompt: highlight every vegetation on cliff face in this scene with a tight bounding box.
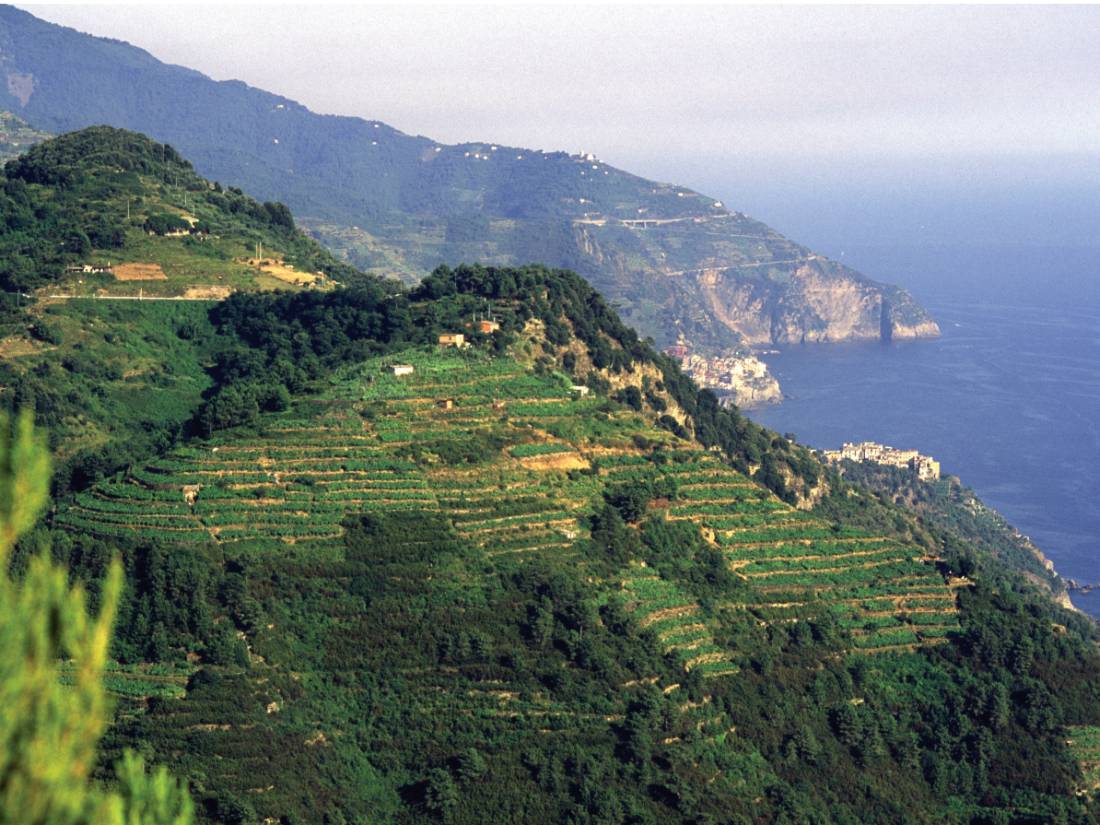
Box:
[0,5,937,355]
[4,132,1099,824]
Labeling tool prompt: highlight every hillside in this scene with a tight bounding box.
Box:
[54,349,961,821]
[6,132,1099,824]
[824,459,1073,607]
[0,126,375,491]
[30,264,1100,824]
[0,5,939,357]
[57,348,962,654]
[0,125,822,506]
[43,322,1100,823]
[0,126,365,299]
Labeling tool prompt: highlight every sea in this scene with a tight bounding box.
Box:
[741,243,1100,618]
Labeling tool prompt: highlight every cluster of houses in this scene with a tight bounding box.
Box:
[823,441,941,481]
[676,352,771,393]
[437,320,501,350]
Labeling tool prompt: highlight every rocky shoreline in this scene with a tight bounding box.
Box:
[1066,580,1100,594]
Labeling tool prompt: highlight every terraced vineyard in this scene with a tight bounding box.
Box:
[57,348,956,660]
[617,564,739,678]
[718,509,961,654]
[56,351,650,548]
[59,661,194,710]
[595,451,960,655]
[1067,726,1100,794]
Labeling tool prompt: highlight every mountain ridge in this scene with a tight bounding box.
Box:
[0,4,938,359]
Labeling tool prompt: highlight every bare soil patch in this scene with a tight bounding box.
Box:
[246,257,322,286]
[114,262,168,281]
[519,453,590,471]
[182,286,233,300]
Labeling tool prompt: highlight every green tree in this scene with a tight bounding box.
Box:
[0,410,193,825]
[423,768,457,818]
[454,748,488,785]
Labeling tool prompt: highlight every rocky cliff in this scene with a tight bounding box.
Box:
[561,204,938,352]
[666,253,938,348]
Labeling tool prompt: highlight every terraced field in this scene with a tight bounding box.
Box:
[57,351,656,546]
[618,564,739,678]
[595,451,959,654]
[59,661,194,707]
[1066,726,1100,794]
[57,348,956,660]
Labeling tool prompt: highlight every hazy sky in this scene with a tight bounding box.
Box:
[21,4,1100,254]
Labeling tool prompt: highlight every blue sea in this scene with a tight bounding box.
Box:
[743,243,1100,617]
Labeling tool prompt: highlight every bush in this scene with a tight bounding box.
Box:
[27,319,62,345]
[143,213,191,235]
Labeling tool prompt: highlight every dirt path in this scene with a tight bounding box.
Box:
[47,292,226,302]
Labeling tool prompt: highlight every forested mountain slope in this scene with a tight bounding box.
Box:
[32,264,1100,825]
[0,5,938,354]
[4,131,1098,824]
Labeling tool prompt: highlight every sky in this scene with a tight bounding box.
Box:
[21,4,1100,259]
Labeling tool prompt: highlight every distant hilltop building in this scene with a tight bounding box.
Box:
[438,333,468,349]
[824,441,941,481]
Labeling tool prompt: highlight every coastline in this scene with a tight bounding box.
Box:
[744,296,1100,621]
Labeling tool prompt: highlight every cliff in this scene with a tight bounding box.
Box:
[0,6,938,357]
[688,258,939,346]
